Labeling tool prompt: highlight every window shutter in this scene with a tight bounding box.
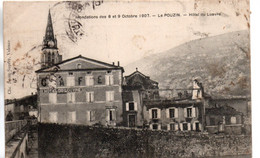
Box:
[111,91,114,101]
[92,111,96,121]
[113,110,116,121]
[106,109,109,121]
[149,124,153,129]
[149,109,152,119]
[90,76,94,86]
[49,93,57,103]
[158,124,161,130]
[188,123,191,131]
[175,108,178,118]
[134,102,137,111]
[199,123,202,131]
[106,91,109,101]
[166,108,169,118]
[91,92,94,102]
[86,92,89,102]
[126,103,129,111]
[72,111,76,123]
[105,75,109,85]
[85,76,89,86]
[110,75,114,85]
[87,111,90,122]
[192,107,196,117]
[184,108,187,118]
[167,124,170,130]
[193,122,196,131]
[72,93,75,103]
[179,123,183,131]
[158,109,161,118]
[175,124,179,131]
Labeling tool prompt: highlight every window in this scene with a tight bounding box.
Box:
[105,75,114,85]
[106,91,114,101]
[77,63,82,69]
[87,111,95,122]
[169,123,178,131]
[166,108,178,118]
[184,107,196,118]
[67,76,75,86]
[67,111,76,123]
[187,108,192,117]
[129,102,135,111]
[152,109,158,119]
[149,108,161,119]
[150,123,161,130]
[169,109,175,118]
[86,92,94,103]
[106,109,116,121]
[231,116,237,124]
[67,92,75,103]
[85,76,94,86]
[49,112,58,123]
[126,102,137,111]
[152,124,158,130]
[49,93,57,103]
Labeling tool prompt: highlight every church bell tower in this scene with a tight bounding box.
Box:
[41,9,62,68]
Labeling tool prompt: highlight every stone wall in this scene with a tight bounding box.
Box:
[38,123,251,158]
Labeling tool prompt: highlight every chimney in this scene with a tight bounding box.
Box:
[112,62,115,65]
[117,61,120,66]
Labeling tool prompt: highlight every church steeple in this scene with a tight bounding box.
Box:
[43,9,57,49]
[41,9,62,68]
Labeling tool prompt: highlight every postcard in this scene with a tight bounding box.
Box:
[4,0,251,157]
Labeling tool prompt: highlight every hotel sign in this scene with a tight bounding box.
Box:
[41,88,83,94]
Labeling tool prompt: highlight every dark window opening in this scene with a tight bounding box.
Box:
[129,102,134,111]
[109,111,113,121]
[183,123,188,131]
[187,108,192,117]
[170,124,175,130]
[152,124,158,130]
[169,109,175,118]
[152,109,158,119]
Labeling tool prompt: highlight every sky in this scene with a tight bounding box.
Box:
[3,0,249,99]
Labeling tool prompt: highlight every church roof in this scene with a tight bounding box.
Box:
[35,55,124,73]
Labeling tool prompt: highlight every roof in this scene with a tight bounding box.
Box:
[125,69,158,84]
[206,105,243,116]
[35,55,124,73]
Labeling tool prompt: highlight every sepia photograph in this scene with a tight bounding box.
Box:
[3,0,251,157]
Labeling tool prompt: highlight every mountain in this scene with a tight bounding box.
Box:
[125,30,250,97]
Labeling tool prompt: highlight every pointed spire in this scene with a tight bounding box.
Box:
[43,9,57,49]
[45,9,55,40]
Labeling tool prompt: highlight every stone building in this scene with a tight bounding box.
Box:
[205,105,244,134]
[36,11,124,126]
[142,80,206,131]
[122,68,159,127]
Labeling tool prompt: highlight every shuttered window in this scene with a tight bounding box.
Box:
[67,111,76,123]
[49,112,58,123]
[86,92,94,103]
[49,93,57,103]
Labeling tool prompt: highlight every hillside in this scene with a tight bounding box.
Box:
[125,30,250,97]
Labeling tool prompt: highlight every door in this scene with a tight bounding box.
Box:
[128,115,136,127]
